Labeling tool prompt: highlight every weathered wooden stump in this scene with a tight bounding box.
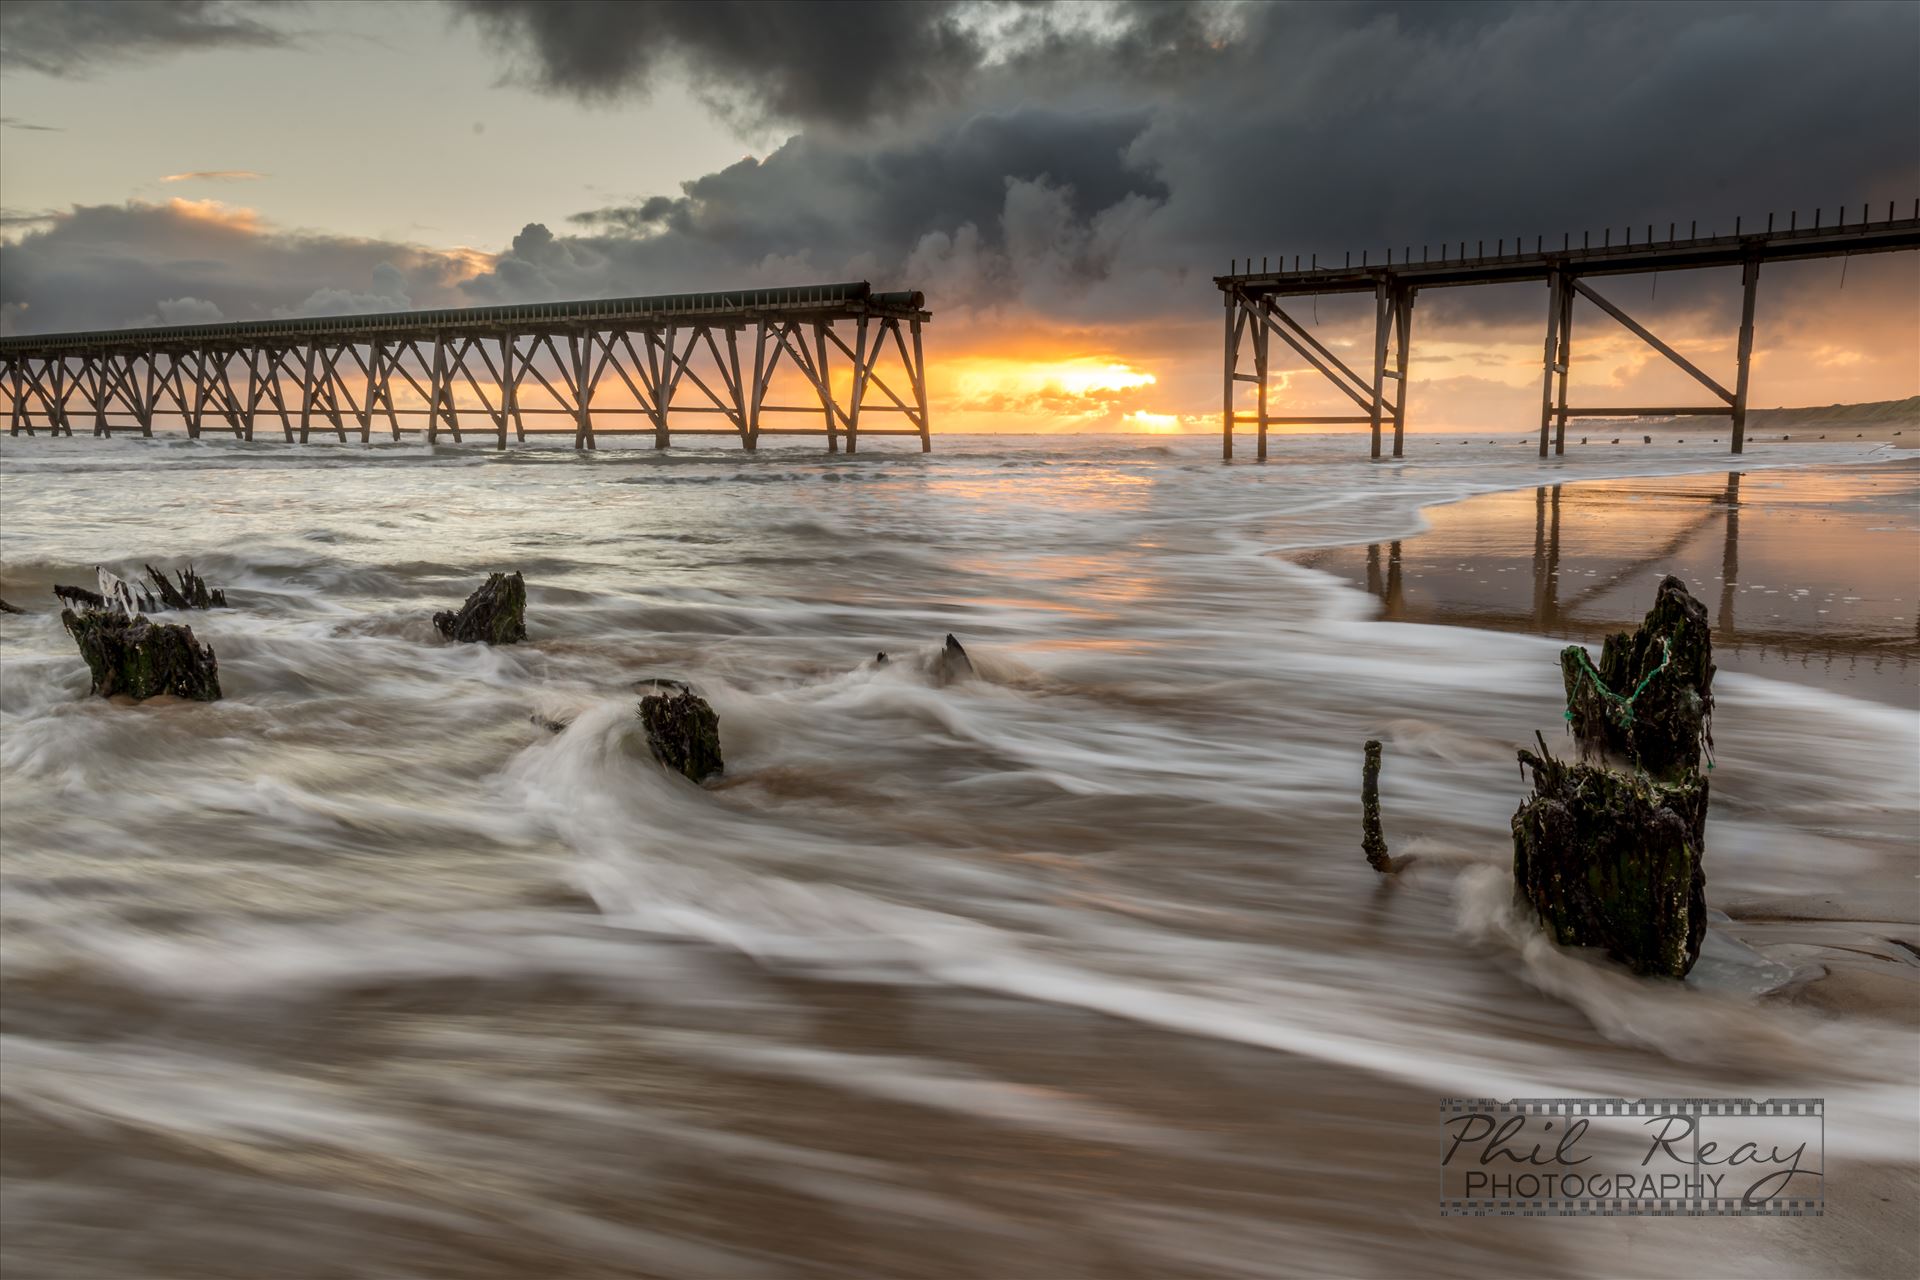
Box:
[1513,736,1707,976]
[638,685,723,783]
[1560,573,1713,782]
[433,572,527,645]
[937,634,973,682]
[141,563,227,610]
[61,609,222,701]
[53,584,107,610]
[1361,739,1391,871]
[1515,577,1715,977]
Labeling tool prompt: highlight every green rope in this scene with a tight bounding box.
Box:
[1567,636,1673,725]
[1564,629,1715,771]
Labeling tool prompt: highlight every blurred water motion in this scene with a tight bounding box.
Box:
[0,434,1914,1279]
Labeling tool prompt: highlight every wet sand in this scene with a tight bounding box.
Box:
[1296,460,1920,708]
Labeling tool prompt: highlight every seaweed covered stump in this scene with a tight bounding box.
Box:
[434,572,528,645]
[1560,573,1714,782]
[638,686,724,783]
[61,609,222,701]
[1512,576,1715,977]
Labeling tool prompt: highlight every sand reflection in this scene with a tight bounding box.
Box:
[1302,463,1919,705]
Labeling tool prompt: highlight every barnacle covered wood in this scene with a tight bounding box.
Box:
[433,572,527,645]
[638,686,723,783]
[1361,738,1390,871]
[1560,573,1713,782]
[1514,577,1715,978]
[1512,738,1706,976]
[61,609,222,701]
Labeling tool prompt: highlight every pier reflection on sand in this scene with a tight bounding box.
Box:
[1298,463,1919,707]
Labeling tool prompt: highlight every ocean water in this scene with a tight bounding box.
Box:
[1,432,1915,1279]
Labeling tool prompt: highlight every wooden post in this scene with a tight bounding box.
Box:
[1368,279,1390,459]
[1390,288,1413,457]
[1221,291,1236,460]
[1537,271,1563,457]
[1730,258,1759,455]
[1361,740,1390,871]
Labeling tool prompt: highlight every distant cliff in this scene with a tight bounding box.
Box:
[1744,396,1919,427]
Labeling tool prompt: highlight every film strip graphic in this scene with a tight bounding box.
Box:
[1440,1097,1824,1218]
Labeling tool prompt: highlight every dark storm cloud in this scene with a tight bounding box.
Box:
[453,0,1235,133]
[2,1,1914,339]
[462,107,1168,310]
[1143,1,1919,276]
[0,202,474,335]
[456,0,1917,327]
[455,0,981,130]
[0,1,291,75]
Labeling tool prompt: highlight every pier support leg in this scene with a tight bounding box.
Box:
[427,335,447,445]
[138,352,156,436]
[814,323,837,454]
[569,331,593,450]
[846,317,868,455]
[1553,282,1573,455]
[912,318,931,453]
[1538,271,1564,458]
[498,335,516,449]
[298,343,317,443]
[1730,259,1759,455]
[1221,293,1237,461]
[1254,299,1269,461]
[1390,287,1413,457]
[1368,280,1390,460]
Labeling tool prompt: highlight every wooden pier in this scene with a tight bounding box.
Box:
[1218,202,1920,460]
[0,282,932,451]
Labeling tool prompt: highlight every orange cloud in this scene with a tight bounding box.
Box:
[162,197,263,232]
[160,170,268,183]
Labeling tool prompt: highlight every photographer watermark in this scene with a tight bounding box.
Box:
[1440,1098,1823,1217]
